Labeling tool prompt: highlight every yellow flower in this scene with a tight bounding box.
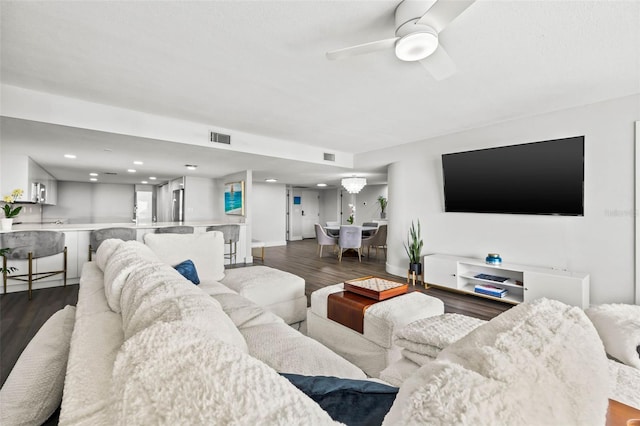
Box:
[2,196,12,203]
[11,189,23,199]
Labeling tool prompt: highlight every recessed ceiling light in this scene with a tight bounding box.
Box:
[185,164,197,170]
[133,161,144,165]
[90,178,97,182]
[149,177,157,180]
[317,183,327,187]
[141,181,148,184]
[89,172,98,177]
[265,178,278,183]
[127,169,136,173]
[64,154,76,159]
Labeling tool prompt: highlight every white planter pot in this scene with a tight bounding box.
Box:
[1,218,13,231]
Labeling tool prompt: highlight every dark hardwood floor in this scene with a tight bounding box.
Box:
[1,238,511,387]
[258,239,511,321]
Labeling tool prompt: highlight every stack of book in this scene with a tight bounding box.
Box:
[474,284,508,298]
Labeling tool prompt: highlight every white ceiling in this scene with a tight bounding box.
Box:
[1,0,639,186]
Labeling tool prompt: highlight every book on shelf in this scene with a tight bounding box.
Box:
[474,283,508,298]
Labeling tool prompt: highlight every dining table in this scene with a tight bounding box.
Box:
[324,225,378,234]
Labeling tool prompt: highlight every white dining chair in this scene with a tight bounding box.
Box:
[315,224,337,257]
[338,225,362,262]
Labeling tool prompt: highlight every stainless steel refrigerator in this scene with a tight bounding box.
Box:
[172,189,184,222]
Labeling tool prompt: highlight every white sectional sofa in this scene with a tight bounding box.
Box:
[2,230,616,425]
[59,235,366,424]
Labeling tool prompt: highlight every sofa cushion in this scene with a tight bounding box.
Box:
[119,262,248,353]
[110,321,339,425]
[240,322,367,380]
[281,373,398,425]
[212,292,285,329]
[144,232,225,282]
[0,305,76,426]
[94,238,122,271]
[585,303,640,369]
[383,298,609,425]
[59,311,124,425]
[173,259,200,285]
[220,265,304,308]
[103,240,160,313]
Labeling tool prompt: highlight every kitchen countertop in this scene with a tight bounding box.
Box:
[1,221,245,232]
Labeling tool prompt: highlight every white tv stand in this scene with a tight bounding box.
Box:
[423,254,589,308]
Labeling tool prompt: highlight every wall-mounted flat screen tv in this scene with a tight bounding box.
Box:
[442,136,584,216]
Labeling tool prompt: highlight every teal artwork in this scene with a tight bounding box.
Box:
[224,181,244,215]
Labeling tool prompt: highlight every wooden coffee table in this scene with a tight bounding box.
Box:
[607,399,640,426]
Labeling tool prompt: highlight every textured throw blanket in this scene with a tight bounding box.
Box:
[111,321,339,425]
[383,299,609,426]
[585,303,640,370]
[394,313,486,360]
[608,359,640,409]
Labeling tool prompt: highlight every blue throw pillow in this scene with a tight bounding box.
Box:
[173,259,200,285]
[280,373,398,426]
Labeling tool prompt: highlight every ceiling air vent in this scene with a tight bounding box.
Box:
[210,131,231,145]
[104,172,118,175]
[324,153,335,162]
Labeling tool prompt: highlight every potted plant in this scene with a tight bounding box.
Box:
[2,189,24,231]
[377,196,388,219]
[403,220,423,278]
[0,248,16,274]
[346,203,355,224]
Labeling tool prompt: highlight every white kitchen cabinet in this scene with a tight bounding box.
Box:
[1,155,57,205]
[423,254,590,308]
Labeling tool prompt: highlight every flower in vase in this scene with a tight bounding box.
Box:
[2,188,24,218]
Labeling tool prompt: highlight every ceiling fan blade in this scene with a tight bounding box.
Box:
[417,0,476,33]
[326,37,398,60]
[419,44,457,80]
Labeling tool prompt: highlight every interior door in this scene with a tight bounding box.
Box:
[135,190,153,224]
[301,190,320,238]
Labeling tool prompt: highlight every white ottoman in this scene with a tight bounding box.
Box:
[307,283,444,377]
[220,266,307,325]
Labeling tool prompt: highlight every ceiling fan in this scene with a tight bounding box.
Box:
[326,0,476,80]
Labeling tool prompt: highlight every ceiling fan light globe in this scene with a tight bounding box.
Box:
[395,31,438,62]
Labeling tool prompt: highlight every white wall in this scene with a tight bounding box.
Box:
[319,188,340,226]
[252,182,286,246]
[350,184,388,224]
[357,94,640,304]
[184,176,216,221]
[43,181,134,223]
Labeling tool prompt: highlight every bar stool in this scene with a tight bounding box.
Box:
[155,226,194,234]
[88,227,137,261]
[206,225,240,264]
[1,231,67,300]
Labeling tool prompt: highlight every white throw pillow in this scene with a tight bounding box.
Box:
[0,305,76,426]
[144,232,226,282]
[586,303,640,369]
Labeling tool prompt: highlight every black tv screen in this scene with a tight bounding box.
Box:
[442,136,584,216]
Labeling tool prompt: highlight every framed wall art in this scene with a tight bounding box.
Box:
[224,181,245,216]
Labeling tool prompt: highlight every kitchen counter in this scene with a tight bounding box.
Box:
[3,221,244,232]
[1,221,249,294]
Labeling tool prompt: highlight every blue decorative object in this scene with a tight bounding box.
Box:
[173,259,200,285]
[486,253,502,265]
[293,196,301,205]
[280,373,398,425]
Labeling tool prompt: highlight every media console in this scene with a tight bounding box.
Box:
[423,254,589,308]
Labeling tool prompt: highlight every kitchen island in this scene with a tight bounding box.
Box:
[1,221,248,294]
